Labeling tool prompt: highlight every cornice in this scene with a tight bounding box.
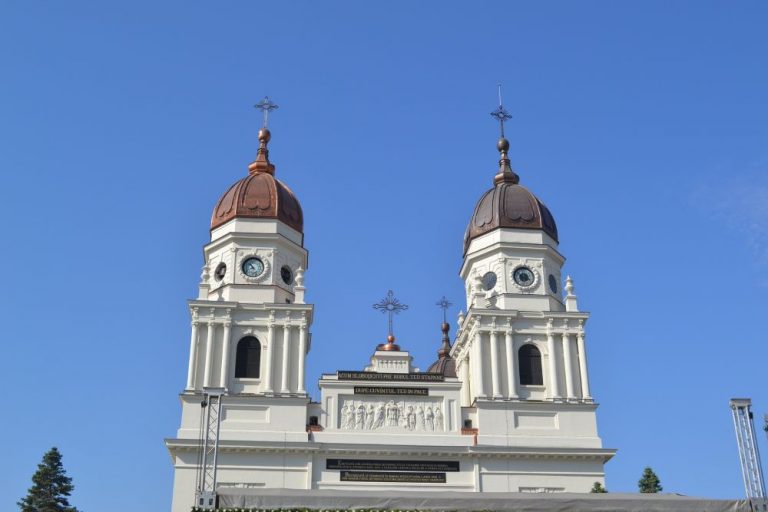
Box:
[165,437,615,462]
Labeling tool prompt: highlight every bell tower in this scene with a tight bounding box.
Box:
[449,95,608,492]
[169,101,314,511]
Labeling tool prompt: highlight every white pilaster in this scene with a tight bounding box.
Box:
[186,320,199,390]
[297,319,307,394]
[577,329,592,400]
[473,330,487,398]
[546,325,561,399]
[203,322,216,388]
[219,321,232,389]
[280,315,292,394]
[264,312,275,394]
[504,330,518,398]
[562,331,575,400]
[460,357,471,406]
[490,330,502,398]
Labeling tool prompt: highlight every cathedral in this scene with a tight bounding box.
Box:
[165,100,616,512]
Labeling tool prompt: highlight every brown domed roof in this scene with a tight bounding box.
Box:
[463,137,557,253]
[427,322,457,378]
[210,128,303,233]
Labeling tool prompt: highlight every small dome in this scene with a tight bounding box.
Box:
[463,138,557,253]
[426,322,457,378]
[427,357,457,378]
[210,128,303,233]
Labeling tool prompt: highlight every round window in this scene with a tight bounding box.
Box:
[214,262,227,281]
[548,274,558,293]
[280,265,293,285]
[481,271,497,291]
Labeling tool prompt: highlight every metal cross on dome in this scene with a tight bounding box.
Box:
[373,290,409,337]
[490,83,513,138]
[436,296,452,323]
[255,96,279,128]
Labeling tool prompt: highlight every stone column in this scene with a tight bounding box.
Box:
[577,331,592,400]
[280,321,292,394]
[504,330,518,398]
[460,357,471,406]
[297,321,307,394]
[219,321,232,389]
[186,321,199,390]
[490,330,502,398]
[263,317,275,394]
[562,331,575,400]
[203,322,217,388]
[473,331,487,398]
[547,330,561,399]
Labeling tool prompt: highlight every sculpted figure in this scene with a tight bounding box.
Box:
[386,400,399,427]
[434,406,444,431]
[416,406,425,431]
[355,404,366,429]
[425,406,434,431]
[373,403,385,429]
[406,406,416,430]
[340,402,351,429]
[364,404,375,430]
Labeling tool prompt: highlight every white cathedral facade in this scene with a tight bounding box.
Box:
[165,118,615,512]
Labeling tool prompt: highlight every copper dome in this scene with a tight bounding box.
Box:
[427,322,457,378]
[210,129,303,233]
[463,138,557,253]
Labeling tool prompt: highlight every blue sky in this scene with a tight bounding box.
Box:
[1,1,767,510]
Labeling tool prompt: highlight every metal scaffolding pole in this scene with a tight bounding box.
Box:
[730,398,766,499]
[196,387,225,510]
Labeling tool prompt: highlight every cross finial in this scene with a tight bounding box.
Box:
[436,296,452,324]
[490,83,513,138]
[255,96,279,128]
[373,290,408,337]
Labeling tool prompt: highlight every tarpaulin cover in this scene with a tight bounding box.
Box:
[217,488,758,512]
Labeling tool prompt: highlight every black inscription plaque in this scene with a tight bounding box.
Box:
[340,470,446,483]
[353,386,428,396]
[337,371,445,382]
[327,459,460,472]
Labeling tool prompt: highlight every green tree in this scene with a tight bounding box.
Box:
[590,481,608,493]
[18,447,78,512]
[638,466,663,493]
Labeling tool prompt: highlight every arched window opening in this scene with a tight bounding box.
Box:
[519,344,543,385]
[235,336,261,379]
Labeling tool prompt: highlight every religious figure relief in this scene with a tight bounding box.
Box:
[434,406,444,431]
[339,398,446,432]
[425,406,434,430]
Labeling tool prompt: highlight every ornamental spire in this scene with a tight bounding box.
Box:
[435,296,453,359]
[249,96,279,176]
[489,84,519,185]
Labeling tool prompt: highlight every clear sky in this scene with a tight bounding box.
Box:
[1,1,767,510]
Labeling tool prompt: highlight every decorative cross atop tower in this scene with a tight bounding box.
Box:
[373,290,408,338]
[489,83,512,138]
[255,96,279,128]
[436,296,452,323]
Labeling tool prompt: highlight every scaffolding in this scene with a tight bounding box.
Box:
[195,387,225,510]
[730,398,766,499]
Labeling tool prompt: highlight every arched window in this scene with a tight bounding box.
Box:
[235,336,261,379]
[519,344,543,385]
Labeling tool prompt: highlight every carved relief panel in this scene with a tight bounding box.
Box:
[338,398,446,432]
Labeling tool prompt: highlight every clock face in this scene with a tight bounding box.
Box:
[214,263,227,281]
[280,265,293,285]
[513,266,535,287]
[242,257,264,278]
[548,274,558,293]
[482,271,497,291]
